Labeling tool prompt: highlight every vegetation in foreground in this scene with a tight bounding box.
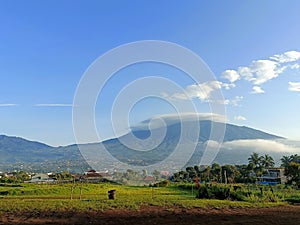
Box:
[0,182,299,213]
[0,153,299,213]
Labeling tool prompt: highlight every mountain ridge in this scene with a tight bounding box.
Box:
[0,119,289,172]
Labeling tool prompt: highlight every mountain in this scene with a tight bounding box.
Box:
[0,135,51,163]
[0,116,297,173]
[131,119,282,142]
[0,135,50,151]
[97,119,284,168]
[0,135,87,172]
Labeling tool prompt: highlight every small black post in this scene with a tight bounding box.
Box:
[108,190,116,200]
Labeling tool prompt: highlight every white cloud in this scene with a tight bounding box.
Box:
[238,66,253,81]
[270,50,300,63]
[164,81,242,106]
[289,63,300,69]
[222,139,300,153]
[221,50,300,94]
[221,70,240,83]
[166,81,223,101]
[35,104,73,107]
[0,104,18,107]
[166,51,300,103]
[234,115,247,121]
[153,113,227,122]
[245,60,280,85]
[288,82,300,92]
[222,83,236,90]
[133,113,227,130]
[224,96,243,106]
[251,86,265,94]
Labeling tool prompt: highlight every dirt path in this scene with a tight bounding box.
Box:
[0,206,299,225]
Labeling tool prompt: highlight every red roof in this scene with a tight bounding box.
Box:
[144,176,155,181]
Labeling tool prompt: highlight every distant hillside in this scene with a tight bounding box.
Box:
[0,135,88,172]
[0,135,51,151]
[0,135,51,163]
[0,117,289,172]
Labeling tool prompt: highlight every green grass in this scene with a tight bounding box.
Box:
[0,183,298,213]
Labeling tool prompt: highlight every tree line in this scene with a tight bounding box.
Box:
[170,153,300,187]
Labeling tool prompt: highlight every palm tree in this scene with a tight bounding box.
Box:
[281,155,292,168]
[290,154,300,163]
[261,154,275,168]
[248,153,263,168]
[248,153,264,176]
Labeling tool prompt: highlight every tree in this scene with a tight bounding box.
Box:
[171,172,180,182]
[194,165,201,174]
[211,163,221,182]
[186,167,197,180]
[248,153,262,168]
[221,165,239,183]
[248,153,263,175]
[290,154,300,163]
[261,154,275,168]
[281,155,292,168]
[281,154,300,187]
[285,162,300,187]
[204,166,211,182]
[235,164,255,183]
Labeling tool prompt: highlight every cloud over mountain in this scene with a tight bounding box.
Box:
[234,115,246,121]
[222,139,299,154]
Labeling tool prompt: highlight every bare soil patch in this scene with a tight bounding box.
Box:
[0,206,299,225]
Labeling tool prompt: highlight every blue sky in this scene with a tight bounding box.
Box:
[1,0,300,146]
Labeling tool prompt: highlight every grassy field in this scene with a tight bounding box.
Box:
[0,183,299,213]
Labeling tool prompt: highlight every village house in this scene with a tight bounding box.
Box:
[82,170,111,183]
[25,173,56,184]
[258,168,287,185]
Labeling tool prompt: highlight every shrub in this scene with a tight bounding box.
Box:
[152,180,170,187]
[196,184,247,201]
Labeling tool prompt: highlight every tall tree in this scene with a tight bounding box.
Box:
[248,152,262,168]
[186,166,197,180]
[290,154,300,163]
[211,163,221,182]
[281,154,300,187]
[280,155,292,168]
[261,154,275,168]
[221,164,239,183]
[285,162,300,187]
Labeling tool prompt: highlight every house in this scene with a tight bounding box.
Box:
[82,170,104,183]
[258,168,286,185]
[26,173,56,184]
[143,176,156,183]
[160,171,170,177]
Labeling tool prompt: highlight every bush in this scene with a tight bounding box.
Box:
[152,180,170,187]
[196,184,246,201]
